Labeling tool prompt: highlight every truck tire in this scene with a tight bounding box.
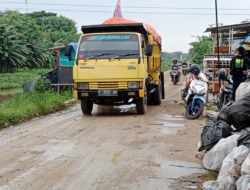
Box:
[136,87,147,114]
[153,80,162,105]
[81,100,93,115]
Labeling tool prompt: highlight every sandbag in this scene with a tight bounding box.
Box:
[236,175,250,190]
[226,93,250,129]
[202,177,237,190]
[236,82,250,101]
[237,131,250,148]
[218,176,237,190]
[241,153,250,175]
[218,145,250,180]
[203,134,240,171]
[217,101,234,124]
[198,120,233,151]
[202,180,219,190]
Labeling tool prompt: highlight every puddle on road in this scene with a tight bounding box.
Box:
[131,159,204,189]
[148,114,187,135]
[93,105,136,115]
[160,114,185,121]
[148,123,185,127]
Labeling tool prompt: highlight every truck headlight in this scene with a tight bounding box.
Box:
[128,82,139,89]
[78,82,89,90]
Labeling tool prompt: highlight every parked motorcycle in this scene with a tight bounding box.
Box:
[171,64,180,85]
[215,69,233,110]
[182,65,188,76]
[181,64,212,119]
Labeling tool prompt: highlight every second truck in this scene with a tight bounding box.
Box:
[65,18,164,115]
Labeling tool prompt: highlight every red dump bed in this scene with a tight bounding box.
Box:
[102,17,162,46]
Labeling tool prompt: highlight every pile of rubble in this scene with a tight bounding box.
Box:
[197,89,250,189]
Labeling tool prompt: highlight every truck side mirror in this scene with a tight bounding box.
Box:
[145,44,153,56]
[65,44,73,61]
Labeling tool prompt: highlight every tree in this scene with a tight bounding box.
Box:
[189,35,212,66]
[0,10,54,71]
[0,24,29,72]
[162,52,189,62]
[28,13,80,47]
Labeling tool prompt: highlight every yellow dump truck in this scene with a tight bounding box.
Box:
[65,22,164,115]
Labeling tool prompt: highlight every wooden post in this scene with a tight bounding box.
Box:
[213,33,217,54]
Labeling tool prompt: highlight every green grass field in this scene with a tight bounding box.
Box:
[0,69,51,89]
[0,90,75,128]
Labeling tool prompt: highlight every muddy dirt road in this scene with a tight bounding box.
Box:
[0,72,205,190]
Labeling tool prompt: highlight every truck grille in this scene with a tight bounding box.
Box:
[89,82,127,90]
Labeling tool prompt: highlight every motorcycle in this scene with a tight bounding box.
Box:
[171,65,180,85]
[182,65,188,76]
[181,69,212,119]
[215,71,233,110]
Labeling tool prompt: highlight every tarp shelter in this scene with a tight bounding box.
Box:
[102,17,162,46]
[59,43,78,66]
[46,43,78,67]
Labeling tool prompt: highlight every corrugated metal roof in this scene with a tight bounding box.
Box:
[45,45,65,51]
[45,43,78,52]
[205,22,250,33]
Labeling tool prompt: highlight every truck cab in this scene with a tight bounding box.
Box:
[65,23,164,115]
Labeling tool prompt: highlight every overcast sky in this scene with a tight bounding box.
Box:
[1,0,250,53]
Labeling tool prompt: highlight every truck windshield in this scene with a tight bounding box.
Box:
[78,34,139,59]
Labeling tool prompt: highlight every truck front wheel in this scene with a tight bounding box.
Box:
[136,87,147,114]
[81,100,93,115]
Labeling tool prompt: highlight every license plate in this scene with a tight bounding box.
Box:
[195,81,205,85]
[98,90,118,96]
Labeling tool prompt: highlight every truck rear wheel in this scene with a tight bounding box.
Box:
[136,87,147,114]
[153,80,162,105]
[81,100,93,115]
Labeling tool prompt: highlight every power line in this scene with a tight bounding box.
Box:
[0,7,250,16]
[0,1,250,11]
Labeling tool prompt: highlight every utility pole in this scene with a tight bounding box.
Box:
[26,0,27,13]
[215,0,220,69]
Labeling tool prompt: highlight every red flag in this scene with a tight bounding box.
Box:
[113,0,122,18]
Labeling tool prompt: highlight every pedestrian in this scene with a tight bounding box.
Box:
[230,46,249,101]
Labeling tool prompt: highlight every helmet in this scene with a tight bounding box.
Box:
[216,68,227,79]
[189,64,201,76]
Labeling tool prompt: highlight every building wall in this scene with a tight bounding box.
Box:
[232,39,243,51]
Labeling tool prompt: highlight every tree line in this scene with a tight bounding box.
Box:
[0,10,211,73]
[0,10,80,73]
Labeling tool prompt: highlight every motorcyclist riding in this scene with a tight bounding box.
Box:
[170,59,181,78]
[182,64,201,99]
[182,59,188,67]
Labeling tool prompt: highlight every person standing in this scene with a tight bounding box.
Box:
[230,46,249,101]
